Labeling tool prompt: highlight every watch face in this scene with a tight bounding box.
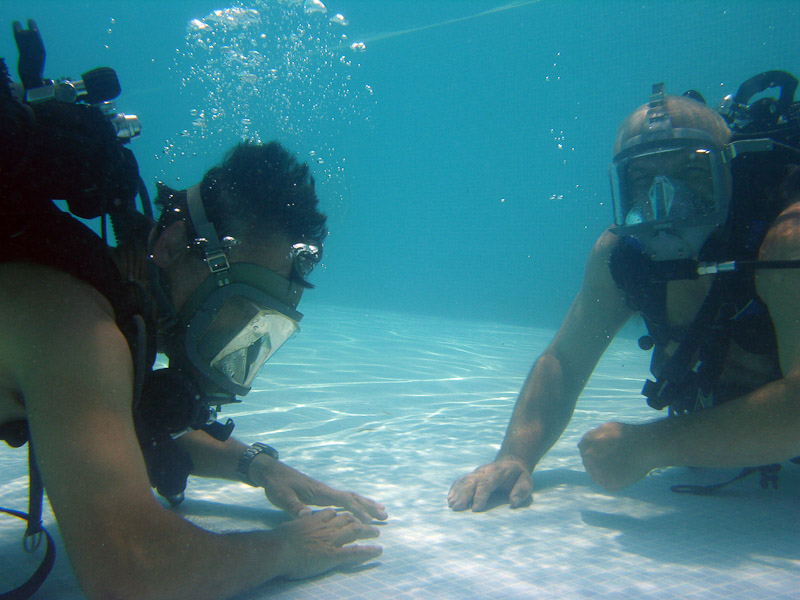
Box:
[252,442,279,460]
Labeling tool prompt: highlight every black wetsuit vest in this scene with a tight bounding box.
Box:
[610,237,782,413]
[609,165,800,414]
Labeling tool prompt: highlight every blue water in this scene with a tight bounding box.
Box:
[2,2,800,598]
[4,1,798,327]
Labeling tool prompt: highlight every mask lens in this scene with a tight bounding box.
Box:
[196,296,299,389]
[612,145,718,227]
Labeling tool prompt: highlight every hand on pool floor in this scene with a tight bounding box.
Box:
[448,459,533,511]
[270,508,382,580]
[250,456,388,523]
[578,421,654,491]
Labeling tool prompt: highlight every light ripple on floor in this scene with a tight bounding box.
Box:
[1,305,799,599]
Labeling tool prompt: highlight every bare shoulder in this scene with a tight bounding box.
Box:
[583,228,624,294]
[0,259,136,433]
[0,261,139,472]
[547,229,631,373]
[756,199,800,297]
[0,261,118,389]
[755,200,800,374]
[0,261,116,334]
[758,200,800,261]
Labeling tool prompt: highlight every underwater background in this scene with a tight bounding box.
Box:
[3,4,800,599]
[2,0,800,328]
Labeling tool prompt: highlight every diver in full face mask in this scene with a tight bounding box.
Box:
[1,139,386,600]
[610,83,733,264]
[450,81,800,512]
[135,142,389,519]
[134,166,321,504]
[139,181,314,438]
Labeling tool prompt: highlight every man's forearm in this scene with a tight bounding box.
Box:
[73,492,290,600]
[647,374,800,469]
[132,520,286,600]
[177,429,249,480]
[497,353,580,470]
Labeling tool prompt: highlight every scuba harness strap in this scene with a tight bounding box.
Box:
[636,270,774,415]
[0,442,55,600]
[632,269,786,495]
[641,276,733,413]
[671,464,781,495]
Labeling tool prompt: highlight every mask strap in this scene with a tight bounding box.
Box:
[186,184,230,283]
[644,82,674,141]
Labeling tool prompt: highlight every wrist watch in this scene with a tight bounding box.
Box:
[237,442,279,486]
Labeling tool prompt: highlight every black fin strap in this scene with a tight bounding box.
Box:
[671,464,781,495]
[0,444,56,599]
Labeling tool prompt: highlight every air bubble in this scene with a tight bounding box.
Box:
[167,0,374,194]
[304,0,327,15]
[189,19,208,31]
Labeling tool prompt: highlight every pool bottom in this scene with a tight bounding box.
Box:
[1,305,799,599]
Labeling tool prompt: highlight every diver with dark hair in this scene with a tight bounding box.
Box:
[450,76,800,511]
[1,19,384,600]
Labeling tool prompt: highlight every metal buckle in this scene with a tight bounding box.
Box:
[205,249,230,274]
[724,138,775,161]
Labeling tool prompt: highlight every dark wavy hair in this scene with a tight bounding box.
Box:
[155,141,327,287]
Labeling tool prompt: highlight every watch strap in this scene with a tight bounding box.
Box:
[237,442,279,486]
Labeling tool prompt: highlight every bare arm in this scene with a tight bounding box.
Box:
[448,230,633,510]
[177,430,388,523]
[176,429,248,481]
[0,264,379,600]
[498,230,633,467]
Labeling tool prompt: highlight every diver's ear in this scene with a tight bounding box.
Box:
[151,221,191,269]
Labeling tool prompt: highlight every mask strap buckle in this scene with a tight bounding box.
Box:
[186,184,231,283]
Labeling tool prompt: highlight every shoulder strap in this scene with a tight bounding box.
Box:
[642,277,733,412]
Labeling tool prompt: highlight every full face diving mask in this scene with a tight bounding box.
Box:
[179,263,303,396]
[179,184,314,397]
[609,84,731,261]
